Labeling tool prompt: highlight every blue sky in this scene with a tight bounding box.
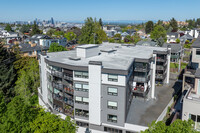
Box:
[1,0,200,22]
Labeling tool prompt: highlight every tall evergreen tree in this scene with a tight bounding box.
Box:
[30,21,41,35]
[169,18,178,32]
[99,18,103,29]
[145,21,154,34]
[0,44,16,101]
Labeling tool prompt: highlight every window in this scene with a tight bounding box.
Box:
[83,97,89,104]
[108,101,117,110]
[74,71,88,79]
[108,74,118,82]
[75,96,82,103]
[104,127,122,133]
[75,83,89,92]
[196,50,200,55]
[108,114,117,123]
[108,87,118,96]
[75,96,89,105]
[189,114,200,130]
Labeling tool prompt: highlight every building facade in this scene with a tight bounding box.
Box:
[38,43,171,133]
[182,37,200,130]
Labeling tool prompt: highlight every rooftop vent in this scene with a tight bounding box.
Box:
[100,49,116,53]
[68,57,81,61]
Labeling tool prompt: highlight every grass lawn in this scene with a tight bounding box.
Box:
[170,62,187,69]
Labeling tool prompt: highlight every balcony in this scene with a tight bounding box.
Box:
[132,86,150,97]
[133,76,149,83]
[53,93,63,102]
[64,87,74,95]
[134,66,149,72]
[156,65,166,71]
[64,105,74,117]
[51,70,63,78]
[184,67,196,76]
[156,57,166,62]
[53,105,64,113]
[52,82,63,91]
[64,75,73,81]
[156,73,166,80]
[62,80,73,90]
[64,99,74,106]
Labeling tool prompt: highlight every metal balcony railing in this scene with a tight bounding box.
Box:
[64,75,73,81]
[51,70,63,78]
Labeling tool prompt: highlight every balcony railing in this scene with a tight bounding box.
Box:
[156,65,166,71]
[52,82,63,90]
[184,67,196,75]
[133,75,150,83]
[156,73,166,80]
[51,70,63,78]
[62,80,73,90]
[64,87,74,95]
[64,75,73,81]
[64,99,74,106]
[132,86,150,97]
[134,66,149,72]
[156,57,166,62]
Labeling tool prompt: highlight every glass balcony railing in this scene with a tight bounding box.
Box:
[51,70,63,78]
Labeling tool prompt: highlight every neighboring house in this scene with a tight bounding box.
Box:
[27,34,67,47]
[167,32,180,43]
[121,32,129,40]
[180,34,194,44]
[162,43,183,62]
[182,37,200,130]
[6,43,49,57]
[5,32,21,44]
[137,30,147,39]
[38,43,171,133]
[136,40,158,47]
[185,29,199,39]
[127,29,136,35]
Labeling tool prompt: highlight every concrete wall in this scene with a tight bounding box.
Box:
[182,97,200,121]
[89,64,102,125]
[192,48,200,65]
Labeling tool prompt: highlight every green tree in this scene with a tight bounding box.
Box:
[46,28,56,36]
[20,24,31,34]
[132,33,141,44]
[169,18,178,32]
[124,35,133,43]
[30,21,42,35]
[176,38,180,44]
[99,18,103,28]
[64,32,77,41]
[14,57,39,104]
[5,24,12,32]
[150,25,167,46]
[145,21,154,34]
[30,112,77,133]
[79,17,107,44]
[53,30,64,37]
[0,96,39,133]
[142,120,197,133]
[49,43,67,52]
[0,44,16,101]
[157,20,163,26]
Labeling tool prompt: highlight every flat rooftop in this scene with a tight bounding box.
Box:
[126,80,178,126]
[46,43,167,71]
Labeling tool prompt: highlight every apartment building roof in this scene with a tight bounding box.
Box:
[191,37,200,48]
[162,43,182,53]
[45,43,167,73]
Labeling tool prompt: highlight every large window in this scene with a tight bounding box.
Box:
[108,74,118,82]
[75,83,89,92]
[108,87,118,96]
[189,114,200,130]
[108,114,117,123]
[108,101,117,110]
[75,96,89,105]
[74,71,88,79]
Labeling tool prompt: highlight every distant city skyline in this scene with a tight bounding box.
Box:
[1,0,200,22]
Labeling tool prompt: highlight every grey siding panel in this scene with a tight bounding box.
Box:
[101,84,126,127]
